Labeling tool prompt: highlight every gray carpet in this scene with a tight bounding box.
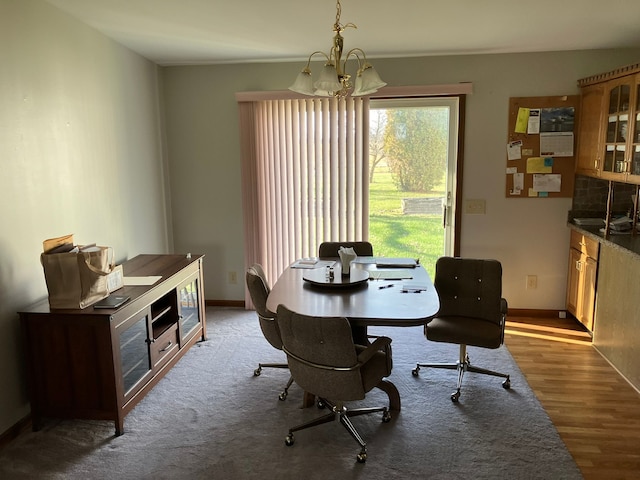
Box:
[0,307,583,479]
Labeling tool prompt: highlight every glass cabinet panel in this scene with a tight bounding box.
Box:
[632,146,640,176]
[614,145,627,173]
[631,81,640,176]
[604,145,614,172]
[603,83,633,174]
[608,87,619,114]
[119,313,152,394]
[178,278,200,344]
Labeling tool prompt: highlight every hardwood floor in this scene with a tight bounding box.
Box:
[505,316,640,480]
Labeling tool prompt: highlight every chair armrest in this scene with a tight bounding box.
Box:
[356,336,392,365]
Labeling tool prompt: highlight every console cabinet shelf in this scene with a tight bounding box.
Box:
[19,254,206,435]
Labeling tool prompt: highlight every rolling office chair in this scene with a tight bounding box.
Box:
[318,241,374,257]
[276,305,393,463]
[412,257,510,402]
[246,265,294,401]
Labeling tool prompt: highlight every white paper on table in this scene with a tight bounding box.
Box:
[123,276,162,286]
[291,259,335,269]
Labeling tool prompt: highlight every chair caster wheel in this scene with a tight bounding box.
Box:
[317,400,325,409]
[253,368,261,376]
[279,391,288,401]
[411,367,419,376]
[502,377,511,389]
[285,433,294,446]
[356,450,367,463]
[451,391,460,402]
[382,410,392,423]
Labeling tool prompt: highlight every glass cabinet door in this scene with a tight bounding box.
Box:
[630,77,640,176]
[178,277,201,344]
[603,82,632,175]
[119,312,152,396]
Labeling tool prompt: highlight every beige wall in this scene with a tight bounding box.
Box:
[0,0,170,434]
[161,49,640,308]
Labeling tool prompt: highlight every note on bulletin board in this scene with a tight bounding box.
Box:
[505,96,579,198]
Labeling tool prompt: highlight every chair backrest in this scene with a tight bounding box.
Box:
[434,257,503,325]
[318,241,374,258]
[246,264,282,349]
[276,305,367,401]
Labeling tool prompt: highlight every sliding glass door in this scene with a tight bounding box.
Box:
[369,97,460,277]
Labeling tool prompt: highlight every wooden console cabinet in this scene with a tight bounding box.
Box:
[19,254,206,435]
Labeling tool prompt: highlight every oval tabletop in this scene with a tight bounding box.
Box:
[267,260,440,327]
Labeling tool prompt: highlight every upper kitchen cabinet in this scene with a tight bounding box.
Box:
[577,64,640,184]
[575,83,605,177]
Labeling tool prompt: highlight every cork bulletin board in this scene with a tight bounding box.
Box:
[505,95,579,198]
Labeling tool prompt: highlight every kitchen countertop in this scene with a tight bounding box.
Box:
[568,222,640,258]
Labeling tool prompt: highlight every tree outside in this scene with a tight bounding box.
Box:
[383,107,448,192]
[368,107,449,277]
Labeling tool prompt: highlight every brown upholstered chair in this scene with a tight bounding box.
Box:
[318,241,374,258]
[246,265,293,401]
[412,257,510,402]
[276,304,393,463]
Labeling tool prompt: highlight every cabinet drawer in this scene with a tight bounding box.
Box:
[151,323,179,369]
[570,230,599,259]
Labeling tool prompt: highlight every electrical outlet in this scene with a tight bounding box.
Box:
[526,275,537,289]
[228,271,238,284]
[464,199,486,215]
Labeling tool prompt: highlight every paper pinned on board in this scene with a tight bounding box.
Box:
[515,108,529,133]
[526,157,553,173]
[532,173,562,192]
[507,140,523,160]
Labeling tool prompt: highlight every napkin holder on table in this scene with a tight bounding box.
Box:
[338,246,357,276]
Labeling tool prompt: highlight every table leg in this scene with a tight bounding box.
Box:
[377,379,401,412]
[350,325,369,345]
[302,391,316,408]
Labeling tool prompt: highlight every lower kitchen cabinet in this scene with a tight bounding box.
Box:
[566,230,599,331]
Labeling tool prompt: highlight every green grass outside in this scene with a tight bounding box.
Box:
[369,165,444,279]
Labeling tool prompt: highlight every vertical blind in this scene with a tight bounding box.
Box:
[239,96,369,301]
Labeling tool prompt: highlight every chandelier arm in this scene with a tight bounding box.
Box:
[305,50,332,68]
[343,48,367,70]
[289,0,384,97]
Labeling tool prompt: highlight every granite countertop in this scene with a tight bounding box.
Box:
[568,221,640,258]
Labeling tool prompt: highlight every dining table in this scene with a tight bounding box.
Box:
[266,256,440,411]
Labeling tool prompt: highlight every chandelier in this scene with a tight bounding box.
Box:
[289,0,386,97]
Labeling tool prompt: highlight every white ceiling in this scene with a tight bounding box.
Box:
[45,0,640,66]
